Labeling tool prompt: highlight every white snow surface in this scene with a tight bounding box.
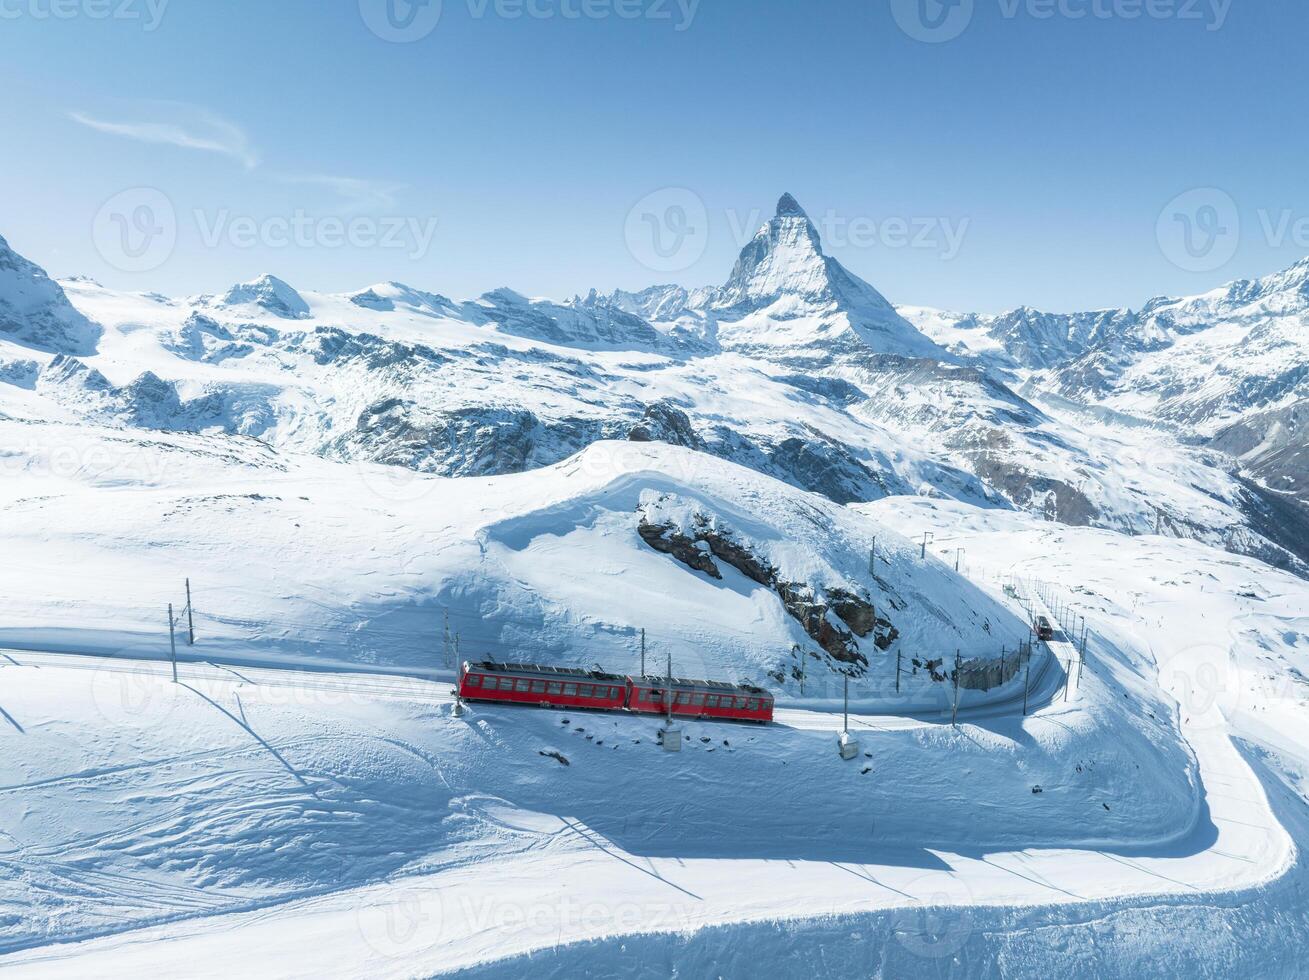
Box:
[2,199,1309,976]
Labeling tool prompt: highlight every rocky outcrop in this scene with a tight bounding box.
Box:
[637,520,721,579]
[627,402,705,449]
[636,493,895,668]
[334,401,626,477]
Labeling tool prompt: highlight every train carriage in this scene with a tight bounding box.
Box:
[627,675,774,723]
[458,661,627,711]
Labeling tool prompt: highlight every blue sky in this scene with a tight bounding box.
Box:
[1,0,1306,312]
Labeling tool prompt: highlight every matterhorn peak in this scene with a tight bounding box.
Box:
[712,194,950,361]
[775,193,808,219]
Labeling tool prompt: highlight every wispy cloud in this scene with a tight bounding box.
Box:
[69,102,409,215]
[70,104,260,170]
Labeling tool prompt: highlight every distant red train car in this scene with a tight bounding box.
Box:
[457,661,774,723]
[458,661,627,711]
[627,675,774,723]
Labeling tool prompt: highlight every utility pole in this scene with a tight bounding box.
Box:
[895,648,902,694]
[1022,655,1031,716]
[952,650,960,728]
[660,647,681,751]
[837,673,859,760]
[443,610,451,669]
[1064,660,1072,702]
[869,537,876,576]
[921,531,933,560]
[640,628,646,677]
[955,548,963,573]
[168,603,178,684]
[185,579,195,645]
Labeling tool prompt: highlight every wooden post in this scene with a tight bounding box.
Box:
[640,628,646,677]
[895,648,902,694]
[185,579,195,645]
[168,603,178,684]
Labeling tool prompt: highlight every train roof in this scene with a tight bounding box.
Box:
[464,661,628,683]
[633,675,771,698]
[464,661,770,698]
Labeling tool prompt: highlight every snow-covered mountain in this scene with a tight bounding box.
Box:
[905,257,1309,511]
[2,193,1307,573]
[0,233,101,357]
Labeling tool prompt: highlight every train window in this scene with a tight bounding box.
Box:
[530,681,547,693]
[705,695,718,707]
[578,685,593,697]
[464,674,479,687]
[746,699,758,710]
[563,684,577,696]
[607,686,619,698]
[547,683,562,695]
[691,694,705,706]
[515,679,531,692]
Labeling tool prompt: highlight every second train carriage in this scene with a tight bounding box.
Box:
[457,661,774,723]
[627,675,773,723]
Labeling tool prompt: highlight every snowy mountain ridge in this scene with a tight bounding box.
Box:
[3,193,1307,574]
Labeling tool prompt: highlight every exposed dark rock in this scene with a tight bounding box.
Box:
[335,402,626,477]
[826,588,876,636]
[702,530,776,586]
[637,519,721,579]
[628,402,705,449]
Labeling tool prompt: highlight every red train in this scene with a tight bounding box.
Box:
[458,661,774,723]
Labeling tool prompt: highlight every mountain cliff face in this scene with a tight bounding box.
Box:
[1,195,1305,574]
[0,235,101,356]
